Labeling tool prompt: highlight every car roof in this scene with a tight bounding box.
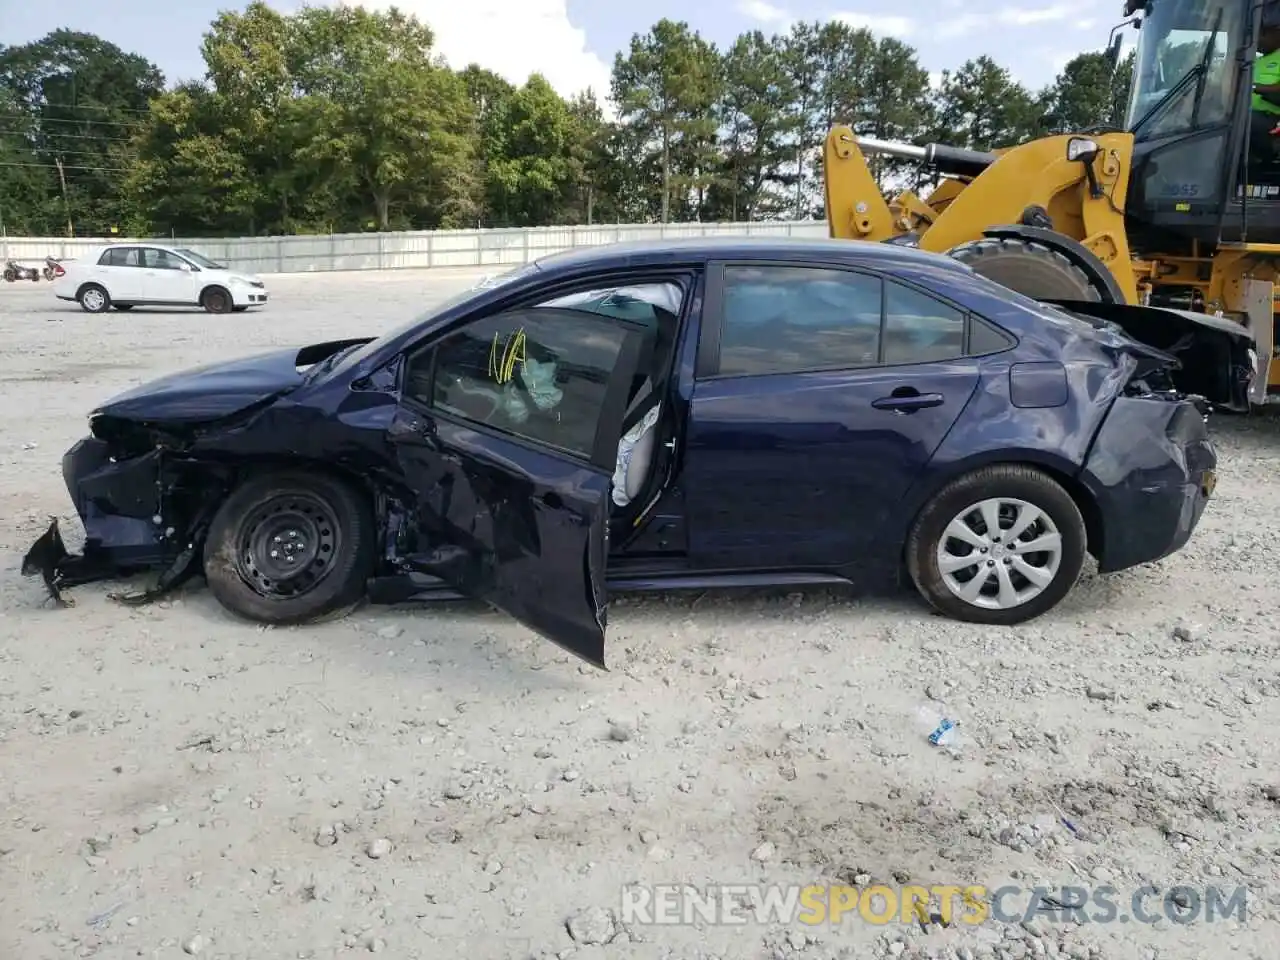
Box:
[530,235,973,275]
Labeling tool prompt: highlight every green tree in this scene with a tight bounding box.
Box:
[289,4,478,230]
[1041,52,1122,134]
[778,22,825,218]
[0,30,162,235]
[564,91,620,223]
[930,56,1039,150]
[849,36,933,187]
[0,84,51,234]
[713,30,798,220]
[122,84,259,235]
[483,74,584,226]
[611,19,724,221]
[198,2,317,233]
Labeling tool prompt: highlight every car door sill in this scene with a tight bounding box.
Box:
[365,566,850,605]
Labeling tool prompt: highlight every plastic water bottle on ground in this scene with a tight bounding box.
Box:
[916,704,965,751]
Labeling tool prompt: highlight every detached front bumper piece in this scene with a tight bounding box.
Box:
[21,436,203,607]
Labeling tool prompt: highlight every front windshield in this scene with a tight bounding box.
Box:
[175,248,227,270]
[1125,0,1241,141]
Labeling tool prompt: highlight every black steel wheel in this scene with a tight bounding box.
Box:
[235,493,342,599]
[203,470,375,624]
[202,286,232,314]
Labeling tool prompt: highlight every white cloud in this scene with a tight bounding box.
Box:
[311,0,612,106]
[831,11,914,37]
[738,0,791,23]
[999,3,1076,25]
[938,4,1088,38]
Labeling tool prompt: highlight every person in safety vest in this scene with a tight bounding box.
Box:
[1251,6,1280,169]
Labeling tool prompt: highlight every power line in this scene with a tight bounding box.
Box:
[0,101,159,117]
[0,111,146,129]
[0,127,139,143]
[12,146,138,161]
[0,160,129,173]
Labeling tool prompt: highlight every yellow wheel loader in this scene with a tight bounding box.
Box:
[823,0,1280,412]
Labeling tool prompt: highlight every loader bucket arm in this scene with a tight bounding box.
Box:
[823,127,898,241]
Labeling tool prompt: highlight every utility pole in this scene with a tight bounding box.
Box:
[54,157,73,238]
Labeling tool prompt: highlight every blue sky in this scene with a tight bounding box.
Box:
[8,0,1134,103]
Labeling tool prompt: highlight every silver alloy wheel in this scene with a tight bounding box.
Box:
[936,497,1063,610]
[82,288,105,311]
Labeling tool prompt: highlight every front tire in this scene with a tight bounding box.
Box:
[905,465,1087,625]
[946,238,1103,302]
[202,470,375,625]
[78,284,110,313]
[202,286,232,314]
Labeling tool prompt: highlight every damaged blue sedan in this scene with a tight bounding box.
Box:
[23,237,1218,668]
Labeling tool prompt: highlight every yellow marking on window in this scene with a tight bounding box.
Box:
[488,328,527,383]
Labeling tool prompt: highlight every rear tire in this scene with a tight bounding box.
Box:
[202,470,375,625]
[946,238,1103,302]
[905,465,1087,625]
[3,268,15,282]
[78,284,110,314]
[202,286,232,314]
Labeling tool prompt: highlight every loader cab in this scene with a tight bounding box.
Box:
[1123,0,1280,243]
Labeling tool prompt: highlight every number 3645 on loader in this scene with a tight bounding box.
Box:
[823,0,1280,412]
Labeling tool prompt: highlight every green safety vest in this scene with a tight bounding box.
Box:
[1254,50,1280,114]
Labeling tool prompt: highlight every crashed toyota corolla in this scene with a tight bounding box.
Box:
[23,237,1219,668]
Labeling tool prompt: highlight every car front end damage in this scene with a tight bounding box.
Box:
[22,338,377,607]
[23,416,239,606]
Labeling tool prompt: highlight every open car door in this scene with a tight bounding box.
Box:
[388,304,653,669]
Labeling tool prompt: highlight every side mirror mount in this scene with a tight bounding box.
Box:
[1105,34,1123,70]
[1105,15,1140,71]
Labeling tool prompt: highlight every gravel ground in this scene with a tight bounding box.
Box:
[2,269,1279,960]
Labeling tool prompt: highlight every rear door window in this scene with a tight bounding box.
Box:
[717,265,883,376]
[98,247,140,267]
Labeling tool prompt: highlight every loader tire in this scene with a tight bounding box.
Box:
[946,238,1103,302]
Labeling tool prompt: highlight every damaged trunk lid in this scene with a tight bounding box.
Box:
[1045,299,1254,412]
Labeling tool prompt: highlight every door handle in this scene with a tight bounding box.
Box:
[871,389,944,413]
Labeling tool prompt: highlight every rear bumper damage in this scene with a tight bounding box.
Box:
[1080,393,1217,574]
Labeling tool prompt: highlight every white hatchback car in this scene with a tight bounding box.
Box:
[51,243,269,314]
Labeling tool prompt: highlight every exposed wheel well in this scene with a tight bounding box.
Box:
[902,460,1103,566]
[76,281,105,297]
[190,457,380,549]
[201,284,231,302]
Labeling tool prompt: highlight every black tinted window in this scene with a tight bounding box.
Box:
[405,303,634,459]
[969,317,1016,355]
[720,265,882,376]
[883,282,965,364]
[99,247,139,267]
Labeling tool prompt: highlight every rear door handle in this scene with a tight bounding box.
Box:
[872,392,944,413]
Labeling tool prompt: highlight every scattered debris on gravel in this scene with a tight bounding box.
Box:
[1,272,1278,959]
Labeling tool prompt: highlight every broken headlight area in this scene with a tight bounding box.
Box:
[22,420,234,607]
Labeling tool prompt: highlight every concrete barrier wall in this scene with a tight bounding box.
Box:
[1,221,832,275]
